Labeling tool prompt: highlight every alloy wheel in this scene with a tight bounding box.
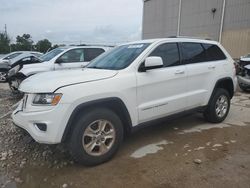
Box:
[215,95,229,118]
[82,120,116,156]
[0,72,7,82]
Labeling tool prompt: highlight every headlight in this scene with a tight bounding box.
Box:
[32,93,62,106]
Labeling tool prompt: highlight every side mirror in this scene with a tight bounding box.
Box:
[140,56,164,72]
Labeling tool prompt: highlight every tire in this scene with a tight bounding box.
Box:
[0,69,8,83]
[204,88,230,123]
[68,108,124,166]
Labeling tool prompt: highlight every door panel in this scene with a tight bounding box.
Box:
[186,62,217,108]
[136,66,188,123]
[136,42,188,124]
[181,42,226,109]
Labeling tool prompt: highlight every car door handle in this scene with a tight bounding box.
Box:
[208,65,216,69]
[175,70,185,75]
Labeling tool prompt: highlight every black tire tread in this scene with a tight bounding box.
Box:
[204,88,230,123]
[69,108,123,166]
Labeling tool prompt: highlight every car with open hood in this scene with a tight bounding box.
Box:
[0,51,42,83]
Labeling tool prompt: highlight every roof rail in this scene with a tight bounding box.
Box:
[168,36,213,41]
[77,44,116,47]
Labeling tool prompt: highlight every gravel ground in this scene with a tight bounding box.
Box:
[0,83,250,188]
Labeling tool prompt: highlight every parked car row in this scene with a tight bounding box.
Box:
[11,37,237,166]
[0,46,112,92]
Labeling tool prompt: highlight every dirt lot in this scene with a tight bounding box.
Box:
[0,83,250,188]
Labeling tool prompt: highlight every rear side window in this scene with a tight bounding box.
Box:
[85,48,105,62]
[149,43,180,67]
[202,44,226,61]
[181,43,206,64]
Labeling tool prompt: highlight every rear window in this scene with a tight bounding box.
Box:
[202,44,226,61]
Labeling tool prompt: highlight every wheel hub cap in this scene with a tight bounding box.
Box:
[82,120,116,156]
[215,95,228,118]
[0,72,7,82]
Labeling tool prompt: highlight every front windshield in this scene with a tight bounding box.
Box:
[39,48,64,62]
[87,43,150,70]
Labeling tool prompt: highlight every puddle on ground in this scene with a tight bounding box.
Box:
[130,140,173,159]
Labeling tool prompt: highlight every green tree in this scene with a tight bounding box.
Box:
[36,39,52,53]
[15,34,34,51]
[0,32,10,54]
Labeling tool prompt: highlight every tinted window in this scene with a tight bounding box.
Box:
[181,43,206,64]
[85,48,105,62]
[149,43,180,67]
[58,49,85,63]
[202,44,226,61]
[87,43,150,70]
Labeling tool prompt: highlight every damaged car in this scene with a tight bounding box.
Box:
[0,51,42,83]
[236,54,250,92]
[7,46,111,92]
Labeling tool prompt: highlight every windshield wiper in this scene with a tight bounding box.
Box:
[88,66,105,69]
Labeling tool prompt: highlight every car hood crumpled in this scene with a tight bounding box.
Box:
[19,68,118,93]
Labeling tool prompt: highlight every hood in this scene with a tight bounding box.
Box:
[240,57,250,62]
[19,68,118,93]
[22,62,48,69]
[19,62,51,76]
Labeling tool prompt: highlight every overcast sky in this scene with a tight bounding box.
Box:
[0,0,143,45]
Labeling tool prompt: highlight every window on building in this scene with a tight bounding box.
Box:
[149,43,180,67]
[181,43,206,64]
[202,44,226,61]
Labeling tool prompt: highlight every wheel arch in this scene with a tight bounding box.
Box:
[61,97,132,142]
[211,77,234,100]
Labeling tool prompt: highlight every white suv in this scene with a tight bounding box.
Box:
[12,38,237,166]
[8,46,111,91]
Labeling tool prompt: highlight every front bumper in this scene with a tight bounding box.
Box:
[238,76,250,88]
[12,101,70,144]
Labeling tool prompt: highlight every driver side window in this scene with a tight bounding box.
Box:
[58,49,85,63]
[149,43,180,67]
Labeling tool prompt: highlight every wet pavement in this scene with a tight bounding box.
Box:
[0,83,250,188]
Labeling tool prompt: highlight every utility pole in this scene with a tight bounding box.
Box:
[4,24,7,36]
